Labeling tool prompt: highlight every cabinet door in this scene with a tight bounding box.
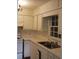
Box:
[38,46,48,59]
[53,54,60,59]
[24,41,30,57]
[23,16,33,30]
[41,52,48,59]
[48,53,54,59]
[37,15,43,31]
[18,15,24,26]
[30,42,39,59]
[48,53,60,59]
[33,16,38,30]
[59,0,62,8]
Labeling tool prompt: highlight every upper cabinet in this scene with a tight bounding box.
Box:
[23,16,34,30]
[58,0,62,8]
[37,15,43,31]
[17,15,24,26]
[18,8,34,30]
[33,16,38,30]
[33,15,43,31]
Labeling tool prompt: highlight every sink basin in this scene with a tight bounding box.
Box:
[38,41,61,49]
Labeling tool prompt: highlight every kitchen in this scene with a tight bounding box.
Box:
[17,0,62,59]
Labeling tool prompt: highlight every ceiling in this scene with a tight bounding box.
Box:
[18,0,51,9]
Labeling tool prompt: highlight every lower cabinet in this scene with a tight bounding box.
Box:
[48,53,54,59]
[30,42,48,59]
[30,42,60,59]
[48,52,60,59]
[38,46,48,59]
[53,55,60,59]
[30,42,39,59]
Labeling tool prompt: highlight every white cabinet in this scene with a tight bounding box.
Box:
[24,40,30,57]
[30,42,39,59]
[22,15,43,31]
[58,9,62,34]
[48,52,54,59]
[33,15,43,31]
[17,15,24,26]
[23,16,33,30]
[33,16,38,30]
[30,42,48,59]
[48,52,60,59]
[59,0,62,8]
[37,15,43,31]
[17,39,23,59]
[30,41,60,59]
[37,45,48,59]
[40,49,48,59]
[17,40,31,58]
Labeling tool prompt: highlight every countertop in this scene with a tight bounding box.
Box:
[20,30,61,58]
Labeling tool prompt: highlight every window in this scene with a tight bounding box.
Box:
[50,15,60,38]
[42,15,61,38]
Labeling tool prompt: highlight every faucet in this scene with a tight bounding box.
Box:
[48,35,52,42]
[48,39,52,42]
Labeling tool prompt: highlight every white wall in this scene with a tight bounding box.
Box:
[33,0,62,33]
[33,0,59,15]
[42,17,51,32]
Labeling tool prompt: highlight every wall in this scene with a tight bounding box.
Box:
[42,17,52,32]
[33,0,59,15]
[33,0,62,33]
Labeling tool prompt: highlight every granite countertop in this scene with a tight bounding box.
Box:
[20,30,61,58]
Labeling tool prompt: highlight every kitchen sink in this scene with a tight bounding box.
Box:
[38,41,61,49]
